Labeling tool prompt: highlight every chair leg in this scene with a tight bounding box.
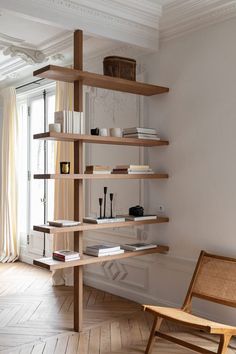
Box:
[217,334,231,354]
[145,317,163,354]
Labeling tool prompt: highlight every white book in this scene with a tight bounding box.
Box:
[123,127,157,134]
[55,111,67,133]
[85,249,124,257]
[53,250,80,260]
[85,170,112,174]
[83,217,125,224]
[80,112,84,134]
[124,215,157,221]
[86,244,121,253]
[124,135,160,140]
[121,243,157,251]
[48,220,81,227]
[128,171,154,174]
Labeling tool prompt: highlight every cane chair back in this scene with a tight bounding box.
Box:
[183,251,236,310]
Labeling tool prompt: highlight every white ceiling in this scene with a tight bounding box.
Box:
[0,0,236,88]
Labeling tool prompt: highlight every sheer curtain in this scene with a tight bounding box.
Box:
[0,87,19,262]
[52,81,74,285]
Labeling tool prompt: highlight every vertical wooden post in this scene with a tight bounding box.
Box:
[73,29,83,332]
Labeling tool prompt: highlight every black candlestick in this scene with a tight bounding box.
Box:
[110,193,114,218]
[98,198,103,219]
[103,187,108,218]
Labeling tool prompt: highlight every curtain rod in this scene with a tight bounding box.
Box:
[16,78,45,90]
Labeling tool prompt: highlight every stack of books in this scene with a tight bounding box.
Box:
[112,164,154,174]
[123,127,160,140]
[85,244,124,257]
[84,165,112,174]
[121,243,157,251]
[123,215,157,221]
[54,110,84,134]
[53,250,80,261]
[48,220,81,227]
[83,216,125,224]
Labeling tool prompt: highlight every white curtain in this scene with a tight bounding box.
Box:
[52,81,74,286]
[0,87,19,262]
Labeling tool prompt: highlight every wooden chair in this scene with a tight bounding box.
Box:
[143,250,236,354]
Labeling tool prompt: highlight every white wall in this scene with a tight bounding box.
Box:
[143,17,236,324]
[0,95,3,196]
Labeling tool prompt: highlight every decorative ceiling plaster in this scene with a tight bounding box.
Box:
[3,46,47,64]
[160,0,236,41]
[0,0,162,51]
[1,0,236,88]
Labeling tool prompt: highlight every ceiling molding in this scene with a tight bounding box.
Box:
[0,0,161,51]
[160,0,236,41]
[3,45,47,64]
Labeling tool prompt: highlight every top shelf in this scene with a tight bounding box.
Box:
[34,65,169,96]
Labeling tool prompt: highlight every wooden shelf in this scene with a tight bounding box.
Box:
[34,65,169,96]
[33,245,169,271]
[33,217,169,234]
[33,132,169,147]
[34,173,169,180]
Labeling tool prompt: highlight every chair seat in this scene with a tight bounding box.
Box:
[144,305,236,335]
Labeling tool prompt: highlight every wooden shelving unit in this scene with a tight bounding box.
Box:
[34,131,169,146]
[33,245,169,271]
[33,217,169,234]
[32,29,170,332]
[34,173,169,180]
[34,65,169,96]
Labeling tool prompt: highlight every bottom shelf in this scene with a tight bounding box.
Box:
[33,245,169,271]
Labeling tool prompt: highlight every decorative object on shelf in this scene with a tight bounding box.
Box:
[60,161,70,174]
[98,198,103,219]
[103,56,136,81]
[49,123,61,133]
[110,193,114,218]
[91,128,99,135]
[48,220,80,227]
[84,165,112,174]
[53,250,80,261]
[112,164,154,174]
[100,128,109,136]
[55,110,84,134]
[85,244,124,257]
[129,205,144,217]
[110,127,123,137]
[124,215,157,221]
[83,216,125,224]
[103,186,108,218]
[123,127,160,140]
[121,243,157,251]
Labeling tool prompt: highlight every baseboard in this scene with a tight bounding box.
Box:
[84,273,180,307]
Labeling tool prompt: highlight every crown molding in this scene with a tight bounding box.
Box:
[0,0,161,51]
[160,0,236,41]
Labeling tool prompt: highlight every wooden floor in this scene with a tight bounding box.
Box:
[0,262,235,354]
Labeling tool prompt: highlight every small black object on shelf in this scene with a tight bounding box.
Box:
[98,198,103,219]
[91,128,99,135]
[103,187,108,218]
[110,193,114,218]
[129,205,144,217]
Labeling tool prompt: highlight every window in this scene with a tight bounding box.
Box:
[17,84,55,256]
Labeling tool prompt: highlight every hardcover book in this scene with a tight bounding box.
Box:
[86,244,121,253]
[48,220,81,227]
[121,243,157,251]
[83,217,125,224]
[53,250,80,261]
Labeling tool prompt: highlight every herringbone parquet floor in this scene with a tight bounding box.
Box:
[0,262,235,354]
